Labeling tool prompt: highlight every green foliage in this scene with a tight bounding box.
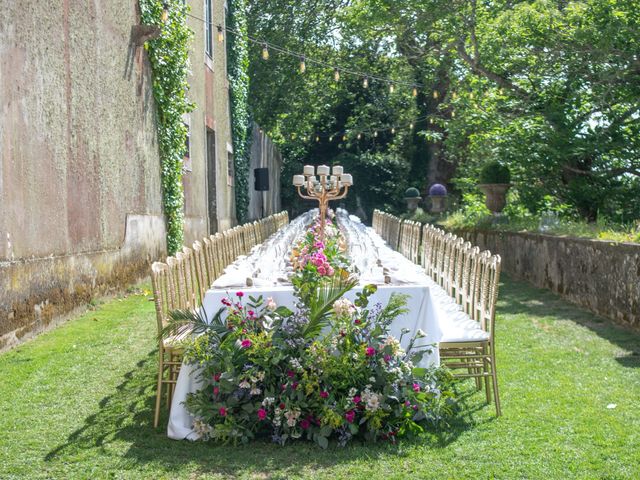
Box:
[227,0,252,223]
[139,0,194,254]
[479,162,511,185]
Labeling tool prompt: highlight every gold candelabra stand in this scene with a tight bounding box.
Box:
[293,165,353,242]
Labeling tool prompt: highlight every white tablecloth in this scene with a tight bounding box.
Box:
[167,210,467,440]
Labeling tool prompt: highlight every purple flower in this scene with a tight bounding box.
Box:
[365,346,376,357]
[319,391,329,399]
[241,339,252,348]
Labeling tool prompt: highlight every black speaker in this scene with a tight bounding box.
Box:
[254,168,269,191]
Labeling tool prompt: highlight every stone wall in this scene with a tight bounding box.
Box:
[457,230,640,329]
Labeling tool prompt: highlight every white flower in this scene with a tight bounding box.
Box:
[192,419,213,440]
[333,297,356,317]
[262,396,275,406]
[239,380,251,389]
[256,371,265,381]
[401,327,411,334]
[369,376,376,383]
[348,387,358,397]
[415,329,427,338]
[289,357,303,371]
[250,386,262,395]
[284,409,301,427]
[266,297,277,311]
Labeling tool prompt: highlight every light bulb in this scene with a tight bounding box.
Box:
[389,83,395,94]
[373,131,378,138]
[315,136,320,142]
[391,128,396,134]
[357,133,362,140]
[262,44,269,60]
[334,68,340,82]
[342,135,347,141]
[433,90,439,99]
[363,77,369,88]
[217,26,224,42]
[412,87,418,97]
[299,57,306,73]
[161,2,169,22]
[429,118,434,124]
[410,123,414,130]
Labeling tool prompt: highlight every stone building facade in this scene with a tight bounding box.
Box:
[0,0,239,351]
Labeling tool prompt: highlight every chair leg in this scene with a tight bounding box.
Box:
[491,345,502,416]
[154,348,165,428]
[483,348,492,404]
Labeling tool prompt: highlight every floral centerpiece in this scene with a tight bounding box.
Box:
[166,215,456,447]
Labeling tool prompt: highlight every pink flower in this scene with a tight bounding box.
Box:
[314,241,325,249]
[413,404,419,411]
[326,266,334,276]
[412,383,420,392]
[236,291,244,297]
[213,386,219,396]
[384,354,391,363]
[213,373,221,382]
[292,381,299,390]
[300,419,311,429]
[241,339,252,348]
[257,408,267,420]
[287,370,295,378]
[319,391,329,399]
[345,410,356,423]
[317,265,327,276]
[405,400,411,407]
[221,298,231,306]
[279,403,286,410]
[365,346,376,357]
[353,395,361,404]
[354,319,361,325]
[219,407,227,417]
[248,310,255,318]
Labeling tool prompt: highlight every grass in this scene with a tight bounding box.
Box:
[1,279,639,479]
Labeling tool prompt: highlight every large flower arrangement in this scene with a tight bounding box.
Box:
[169,215,456,447]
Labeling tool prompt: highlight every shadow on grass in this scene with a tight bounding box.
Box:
[44,350,491,476]
[497,275,640,368]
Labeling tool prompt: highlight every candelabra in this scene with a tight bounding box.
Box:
[292,165,353,242]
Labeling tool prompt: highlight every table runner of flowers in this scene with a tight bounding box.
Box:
[166,213,456,447]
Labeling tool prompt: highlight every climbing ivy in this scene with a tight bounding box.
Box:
[139,0,194,255]
[227,0,252,223]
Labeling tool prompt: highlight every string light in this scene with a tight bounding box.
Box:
[374,131,378,138]
[452,92,458,100]
[334,68,340,82]
[391,127,396,134]
[451,111,455,118]
[433,90,439,99]
[161,2,169,22]
[389,83,395,94]
[315,135,320,142]
[363,77,369,88]
[329,135,333,142]
[299,57,306,73]
[409,122,414,130]
[429,118,434,124]
[262,43,270,60]
[217,25,224,42]
[342,134,347,141]
[412,87,418,97]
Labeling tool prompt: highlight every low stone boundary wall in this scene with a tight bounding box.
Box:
[455,230,640,330]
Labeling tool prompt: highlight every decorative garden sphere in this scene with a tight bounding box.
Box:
[404,187,422,212]
[428,184,448,213]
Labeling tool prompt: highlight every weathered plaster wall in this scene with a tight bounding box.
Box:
[457,230,640,330]
[247,124,282,221]
[0,1,166,350]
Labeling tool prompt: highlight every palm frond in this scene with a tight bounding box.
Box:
[160,307,226,340]
[302,274,357,339]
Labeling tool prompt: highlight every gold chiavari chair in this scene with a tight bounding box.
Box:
[151,261,194,427]
[180,247,198,309]
[439,253,502,416]
[191,241,208,302]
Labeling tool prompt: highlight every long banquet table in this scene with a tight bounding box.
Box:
[167,209,465,440]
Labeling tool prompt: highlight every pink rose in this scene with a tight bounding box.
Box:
[213,373,221,382]
[314,241,325,249]
[365,346,376,357]
[241,339,252,348]
[219,407,227,417]
[236,291,244,297]
[213,386,219,396]
[317,265,327,276]
[300,419,311,430]
[353,395,361,404]
[221,298,231,306]
[319,391,329,399]
[412,383,420,392]
[248,310,255,318]
[257,408,267,420]
[326,266,334,276]
[384,354,391,362]
[292,381,299,390]
[405,400,411,407]
[287,370,295,378]
[344,410,356,424]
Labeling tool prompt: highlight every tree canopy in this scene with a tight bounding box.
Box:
[246,0,640,223]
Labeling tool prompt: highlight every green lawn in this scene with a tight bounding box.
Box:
[1,278,639,479]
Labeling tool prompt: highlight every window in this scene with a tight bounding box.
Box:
[205,0,213,58]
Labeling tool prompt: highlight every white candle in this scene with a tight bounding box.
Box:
[340,173,353,186]
[308,175,317,184]
[303,165,315,176]
[293,175,305,186]
[316,165,330,176]
[332,165,343,175]
[330,175,337,183]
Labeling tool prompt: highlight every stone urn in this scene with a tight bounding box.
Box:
[478,183,511,213]
[404,187,422,212]
[428,183,448,214]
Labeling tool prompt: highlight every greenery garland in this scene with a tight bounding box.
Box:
[227,0,252,224]
[139,0,194,255]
